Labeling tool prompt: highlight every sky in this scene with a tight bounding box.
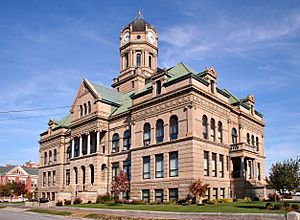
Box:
[0,0,299,174]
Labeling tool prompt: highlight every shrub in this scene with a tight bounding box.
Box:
[225,198,233,203]
[283,201,290,208]
[253,197,260,201]
[273,203,283,210]
[286,207,293,212]
[291,204,299,210]
[96,194,113,204]
[207,199,218,205]
[64,200,71,205]
[74,197,82,205]
[244,197,252,203]
[87,200,92,204]
[237,198,244,203]
[268,193,281,201]
[56,201,63,206]
[266,202,273,210]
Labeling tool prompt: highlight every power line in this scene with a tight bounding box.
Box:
[0,113,67,122]
[0,106,71,114]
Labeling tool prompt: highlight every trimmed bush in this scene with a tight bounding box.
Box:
[244,197,252,203]
[283,201,290,208]
[87,200,92,204]
[64,200,71,205]
[253,197,260,201]
[266,202,273,210]
[291,204,299,210]
[207,199,218,205]
[226,198,233,203]
[74,197,82,205]
[96,194,113,204]
[274,203,282,210]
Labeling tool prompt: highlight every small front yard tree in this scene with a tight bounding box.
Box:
[268,158,300,199]
[111,171,130,203]
[13,182,28,200]
[189,178,209,204]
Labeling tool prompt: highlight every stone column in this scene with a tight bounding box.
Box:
[96,131,100,153]
[72,138,75,158]
[87,133,91,155]
[164,123,169,142]
[79,136,82,157]
[240,157,245,178]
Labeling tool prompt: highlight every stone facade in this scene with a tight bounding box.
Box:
[38,12,267,203]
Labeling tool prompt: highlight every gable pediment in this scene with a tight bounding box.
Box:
[7,166,28,176]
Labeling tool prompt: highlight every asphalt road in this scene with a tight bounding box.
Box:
[0,208,78,220]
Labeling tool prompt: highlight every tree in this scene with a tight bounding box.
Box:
[0,183,14,198]
[111,171,130,203]
[13,182,28,199]
[189,178,209,204]
[268,158,300,197]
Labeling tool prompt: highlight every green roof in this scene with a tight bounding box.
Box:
[91,82,122,105]
[56,114,72,128]
[111,91,135,116]
[167,62,196,81]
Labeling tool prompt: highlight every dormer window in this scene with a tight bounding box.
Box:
[148,54,152,68]
[80,105,83,117]
[88,101,91,114]
[210,80,215,94]
[156,80,161,95]
[136,53,141,67]
[84,103,87,115]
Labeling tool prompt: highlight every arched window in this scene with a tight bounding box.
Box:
[90,165,94,185]
[156,80,161,95]
[49,150,52,163]
[53,149,57,162]
[210,80,215,94]
[123,130,131,150]
[170,115,178,140]
[218,121,223,143]
[247,133,250,144]
[84,103,87,115]
[210,118,216,141]
[156,119,164,143]
[74,167,78,184]
[136,53,141,67]
[125,53,129,68]
[148,55,152,68]
[74,139,79,157]
[81,166,86,185]
[202,115,208,140]
[143,123,151,145]
[232,128,238,144]
[44,152,47,165]
[251,135,255,146]
[80,105,83,117]
[88,101,91,114]
[256,137,259,151]
[112,133,120,153]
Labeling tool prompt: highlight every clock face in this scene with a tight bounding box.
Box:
[147,32,155,43]
[122,32,130,44]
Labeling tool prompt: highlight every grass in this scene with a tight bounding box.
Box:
[73,201,288,214]
[0,206,6,209]
[27,208,72,216]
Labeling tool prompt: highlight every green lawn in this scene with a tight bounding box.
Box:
[73,202,288,214]
[27,208,72,216]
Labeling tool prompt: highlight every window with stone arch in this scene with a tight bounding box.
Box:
[90,164,94,185]
[123,129,131,150]
[210,118,216,141]
[67,145,72,161]
[156,80,161,95]
[88,101,91,114]
[136,53,141,67]
[256,137,259,151]
[74,167,78,184]
[232,128,238,144]
[247,133,250,144]
[125,53,129,68]
[169,115,178,140]
[53,149,57,162]
[148,54,152,68]
[44,152,47,165]
[112,133,120,153]
[143,123,151,146]
[49,150,52,163]
[202,115,208,140]
[81,166,86,185]
[217,121,223,143]
[80,105,83,117]
[251,135,255,146]
[84,103,87,115]
[156,119,164,143]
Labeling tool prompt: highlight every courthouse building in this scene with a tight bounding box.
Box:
[38,12,266,203]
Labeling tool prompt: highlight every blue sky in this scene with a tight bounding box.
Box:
[0,0,299,174]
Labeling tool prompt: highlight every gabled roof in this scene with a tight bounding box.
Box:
[0,166,12,175]
[56,114,72,128]
[111,91,135,117]
[0,165,38,176]
[22,167,38,175]
[90,82,123,106]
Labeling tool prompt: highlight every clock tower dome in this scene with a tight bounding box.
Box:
[112,11,158,93]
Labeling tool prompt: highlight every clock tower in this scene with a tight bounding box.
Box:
[112,11,158,93]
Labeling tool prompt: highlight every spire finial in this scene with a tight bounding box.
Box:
[135,10,144,20]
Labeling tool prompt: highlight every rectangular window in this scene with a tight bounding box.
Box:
[123,161,131,181]
[204,151,209,176]
[47,171,51,186]
[205,188,210,200]
[220,188,225,199]
[169,152,178,177]
[213,188,218,199]
[155,154,164,178]
[142,190,150,203]
[51,192,55,201]
[53,171,56,186]
[155,189,164,203]
[143,156,150,179]
[258,163,261,181]
[43,172,46,187]
[66,169,70,186]
[169,188,178,202]
[212,153,217,177]
[219,155,224,178]
[112,162,119,180]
